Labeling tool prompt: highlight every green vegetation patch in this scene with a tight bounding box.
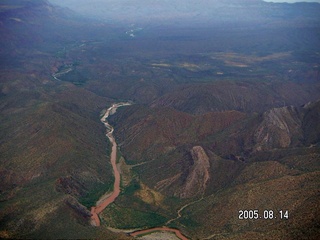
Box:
[101,203,167,229]
[121,179,140,196]
[176,214,201,229]
[79,182,113,208]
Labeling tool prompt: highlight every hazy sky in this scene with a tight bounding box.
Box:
[264,0,320,2]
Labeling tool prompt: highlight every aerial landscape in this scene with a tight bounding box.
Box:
[0,0,319,239]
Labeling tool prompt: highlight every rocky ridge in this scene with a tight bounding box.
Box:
[254,106,303,151]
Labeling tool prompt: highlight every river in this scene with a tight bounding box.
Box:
[90,102,131,226]
[90,102,189,240]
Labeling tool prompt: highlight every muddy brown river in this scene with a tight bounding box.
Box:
[90,102,188,240]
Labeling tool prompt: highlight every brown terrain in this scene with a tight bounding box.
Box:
[130,227,189,240]
[253,106,303,151]
[156,146,210,199]
[0,0,320,239]
[108,100,320,239]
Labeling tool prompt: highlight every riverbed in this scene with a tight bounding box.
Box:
[90,102,189,240]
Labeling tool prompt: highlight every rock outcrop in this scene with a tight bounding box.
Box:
[64,196,92,218]
[179,146,210,198]
[254,106,303,151]
[55,176,87,197]
[156,146,210,199]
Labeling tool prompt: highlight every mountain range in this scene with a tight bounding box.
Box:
[0,0,319,239]
[49,0,320,25]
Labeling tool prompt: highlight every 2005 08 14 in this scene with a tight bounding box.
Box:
[238,210,289,220]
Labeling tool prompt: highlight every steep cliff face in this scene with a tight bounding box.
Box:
[254,106,303,151]
[155,146,210,199]
[180,146,210,198]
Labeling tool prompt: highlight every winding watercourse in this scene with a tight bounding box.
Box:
[90,102,188,240]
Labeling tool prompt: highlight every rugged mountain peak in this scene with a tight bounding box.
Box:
[179,146,210,198]
[154,146,210,199]
[254,106,303,151]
